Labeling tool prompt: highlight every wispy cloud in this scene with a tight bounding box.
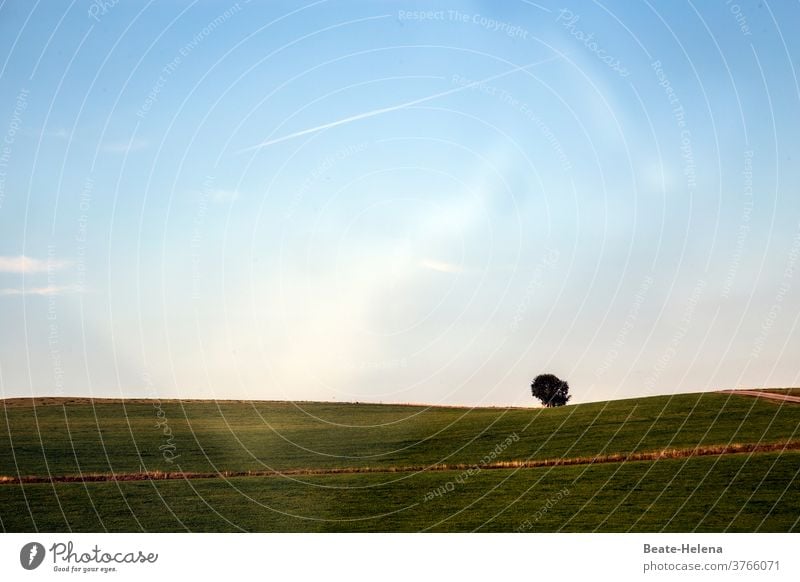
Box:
[235,55,561,153]
[209,188,240,203]
[102,138,148,154]
[0,255,72,273]
[22,126,70,140]
[419,258,464,274]
[0,284,82,296]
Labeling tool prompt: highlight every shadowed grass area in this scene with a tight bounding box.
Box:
[1,451,797,532]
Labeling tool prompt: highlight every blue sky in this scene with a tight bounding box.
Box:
[0,0,798,405]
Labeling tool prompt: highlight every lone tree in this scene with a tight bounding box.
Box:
[531,374,571,407]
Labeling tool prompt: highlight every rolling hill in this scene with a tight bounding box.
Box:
[1,390,798,532]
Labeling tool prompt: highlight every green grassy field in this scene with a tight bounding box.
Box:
[3,452,797,532]
[1,391,798,532]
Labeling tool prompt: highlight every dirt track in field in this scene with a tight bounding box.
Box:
[2,440,799,486]
[719,390,800,404]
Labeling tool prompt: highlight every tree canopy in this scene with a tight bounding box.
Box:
[531,374,571,407]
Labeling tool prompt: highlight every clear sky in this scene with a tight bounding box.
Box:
[0,0,798,406]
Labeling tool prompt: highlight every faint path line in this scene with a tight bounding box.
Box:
[234,54,562,154]
[719,390,800,404]
[3,440,799,485]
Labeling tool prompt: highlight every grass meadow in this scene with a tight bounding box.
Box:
[1,391,798,532]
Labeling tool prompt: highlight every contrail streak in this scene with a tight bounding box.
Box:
[235,54,561,154]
